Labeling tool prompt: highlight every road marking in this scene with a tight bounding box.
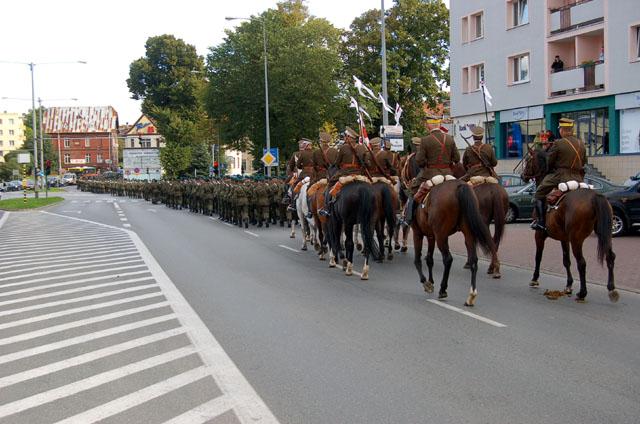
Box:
[0,245,137,265]
[120,217,128,221]
[0,234,129,251]
[0,241,135,260]
[71,200,78,203]
[244,231,259,237]
[0,327,185,387]
[0,212,8,230]
[0,264,147,289]
[0,249,139,271]
[0,259,144,282]
[123,223,132,228]
[426,299,507,328]
[61,210,82,214]
[147,208,157,213]
[163,395,234,424]
[54,367,217,424]
[279,245,299,253]
[0,255,141,275]
[0,346,197,418]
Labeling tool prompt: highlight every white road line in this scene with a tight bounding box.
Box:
[278,245,299,253]
[0,239,131,255]
[0,255,142,276]
[0,283,159,317]
[163,395,235,424]
[0,275,153,304]
[0,241,135,261]
[0,264,147,289]
[0,292,164,330]
[0,302,171,346]
[0,212,8,230]
[147,209,157,213]
[0,346,197,418]
[0,314,176,364]
[0,250,140,271]
[123,223,132,228]
[426,299,507,328]
[0,231,127,246]
[120,218,128,221]
[224,222,234,227]
[60,210,82,214]
[244,231,259,237]
[71,200,78,203]
[54,367,216,424]
[0,234,129,251]
[0,259,145,282]
[0,327,186,387]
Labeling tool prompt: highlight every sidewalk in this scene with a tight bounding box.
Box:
[447,223,640,292]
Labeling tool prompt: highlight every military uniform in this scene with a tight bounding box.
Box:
[312,133,338,182]
[461,126,497,181]
[410,127,460,194]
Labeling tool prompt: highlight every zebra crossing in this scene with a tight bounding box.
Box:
[0,211,278,424]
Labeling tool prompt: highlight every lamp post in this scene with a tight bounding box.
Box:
[225,16,271,176]
[381,0,389,126]
[0,60,86,197]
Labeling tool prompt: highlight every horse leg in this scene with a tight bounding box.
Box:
[530,230,547,287]
[412,230,428,289]
[344,224,355,276]
[606,247,619,302]
[572,240,588,302]
[437,237,453,300]
[401,225,409,252]
[463,229,479,307]
[375,221,384,263]
[361,255,370,280]
[290,219,296,238]
[561,240,574,295]
[355,224,363,252]
[393,222,401,251]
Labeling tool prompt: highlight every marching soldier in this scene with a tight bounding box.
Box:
[531,117,587,231]
[460,126,497,182]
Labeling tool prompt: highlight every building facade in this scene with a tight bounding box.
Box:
[0,112,26,162]
[123,114,165,149]
[43,106,119,174]
[225,149,255,176]
[450,0,640,183]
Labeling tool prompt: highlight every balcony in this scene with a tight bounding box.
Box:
[550,61,604,97]
[549,0,603,35]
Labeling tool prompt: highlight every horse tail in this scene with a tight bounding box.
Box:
[491,186,507,246]
[359,185,380,259]
[592,193,613,265]
[456,183,495,255]
[381,184,396,241]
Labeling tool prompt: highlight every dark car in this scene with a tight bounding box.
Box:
[498,173,529,193]
[505,175,623,224]
[606,181,640,236]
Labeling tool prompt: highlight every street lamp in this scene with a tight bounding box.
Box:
[380,0,389,126]
[225,16,272,177]
[0,60,86,197]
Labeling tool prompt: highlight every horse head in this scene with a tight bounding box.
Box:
[522,149,548,184]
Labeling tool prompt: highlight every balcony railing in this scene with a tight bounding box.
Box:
[550,0,604,35]
[550,61,605,97]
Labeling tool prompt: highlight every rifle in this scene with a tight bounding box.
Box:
[461,133,498,178]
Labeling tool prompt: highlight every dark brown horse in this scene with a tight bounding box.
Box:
[522,149,618,302]
[412,180,496,306]
[371,180,399,262]
[308,180,330,262]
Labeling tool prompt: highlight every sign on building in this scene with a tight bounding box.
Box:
[123,148,162,180]
[380,125,404,152]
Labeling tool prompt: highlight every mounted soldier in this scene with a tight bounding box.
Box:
[460,126,498,182]
[531,117,587,231]
[289,139,315,212]
[401,118,460,225]
[312,131,338,183]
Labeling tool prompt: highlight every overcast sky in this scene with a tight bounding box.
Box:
[1,0,449,126]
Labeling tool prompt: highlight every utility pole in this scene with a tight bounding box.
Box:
[38,98,45,196]
[262,18,271,177]
[381,0,389,126]
[30,63,39,198]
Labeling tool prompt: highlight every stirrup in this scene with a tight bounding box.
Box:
[305,212,313,219]
[287,205,297,212]
[318,209,330,217]
[530,220,546,231]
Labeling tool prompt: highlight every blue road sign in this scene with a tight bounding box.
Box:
[261,148,279,167]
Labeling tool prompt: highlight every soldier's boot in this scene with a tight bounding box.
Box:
[287,195,298,212]
[244,219,249,229]
[305,198,313,220]
[531,199,547,231]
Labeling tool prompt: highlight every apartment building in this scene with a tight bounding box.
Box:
[0,112,26,162]
[450,0,640,183]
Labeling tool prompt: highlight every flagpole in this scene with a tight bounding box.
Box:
[481,84,492,147]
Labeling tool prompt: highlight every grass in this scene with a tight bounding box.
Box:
[0,197,64,211]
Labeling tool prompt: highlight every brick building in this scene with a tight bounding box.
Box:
[43,106,119,174]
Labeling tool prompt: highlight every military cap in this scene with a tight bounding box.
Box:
[344,126,359,139]
[426,118,441,125]
[384,139,392,149]
[319,132,332,143]
[559,117,574,127]
[411,136,422,146]
[471,126,484,137]
[369,137,382,147]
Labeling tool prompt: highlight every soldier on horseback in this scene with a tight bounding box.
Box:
[367,137,398,177]
[401,118,460,225]
[313,132,338,183]
[288,139,314,212]
[460,126,498,182]
[531,117,587,231]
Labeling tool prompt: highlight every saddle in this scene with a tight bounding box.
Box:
[329,175,370,198]
[371,176,399,186]
[546,180,593,207]
[307,179,327,197]
[414,175,456,204]
[293,177,310,194]
[468,176,499,186]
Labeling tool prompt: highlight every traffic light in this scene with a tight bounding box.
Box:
[213,161,219,176]
[44,160,52,176]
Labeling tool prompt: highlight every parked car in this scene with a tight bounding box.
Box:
[498,173,530,193]
[47,176,61,187]
[7,180,22,191]
[505,175,623,223]
[623,171,640,187]
[62,173,77,186]
[606,181,640,236]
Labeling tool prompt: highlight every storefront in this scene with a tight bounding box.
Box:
[498,105,545,159]
[616,91,640,154]
[452,112,495,151]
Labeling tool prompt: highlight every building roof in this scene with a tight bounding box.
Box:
[43,106,119,134]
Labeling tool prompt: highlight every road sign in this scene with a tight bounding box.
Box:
[17,153,30,164]
[12,170,19,176]
[381,125,404,152]
[261,148,279,167]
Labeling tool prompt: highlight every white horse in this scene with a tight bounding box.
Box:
[296,177,316,251]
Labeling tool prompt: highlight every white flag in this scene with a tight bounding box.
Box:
[359,106,372,124]
[480,80,493,107]
[393,103,403,126]
[353,75,376,100]
[377,93,394,114]
[349,96,359,111]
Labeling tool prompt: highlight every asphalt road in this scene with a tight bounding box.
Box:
[2,190,639,423]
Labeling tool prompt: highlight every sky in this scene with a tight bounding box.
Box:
[0,0,448,126]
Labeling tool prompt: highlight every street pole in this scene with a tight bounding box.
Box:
[262,19,271,177]
[29,63,39,198]
[38,98,47,197]
[381,0,389,126]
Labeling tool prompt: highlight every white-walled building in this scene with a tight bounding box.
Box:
[0,112,25,162]
[450,0,640,183]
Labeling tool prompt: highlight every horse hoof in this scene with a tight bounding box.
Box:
[438,291,448,300]
[301,245,307,251]
[575,297,587,304]
[319,254,326,261]
[608,290,620,303]
[400,246,408,253]
[463,263,471,269]
[375,259,383,264]
[529,280,539,288]
[387,254,394,261]
[314,243,321,252]
[423,282,434,294]
[492,272,501,279]
[329,259,336,268]
[394,244,401,251]
[486,266,494,274]
[356,243,363,251]
[290,234,295,239]
[564,287,573,295]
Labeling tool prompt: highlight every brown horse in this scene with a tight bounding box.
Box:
[397,153,420,252]
[371,180,399,262]
[412,180,496,306]
[522,149,618,302]
[308,180,330,262]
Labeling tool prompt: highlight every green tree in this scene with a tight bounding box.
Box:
[160,143,191,179]
[7,109,59,175]
[341,0,450,137]
[189,141,212,176]
[205,0,345,161]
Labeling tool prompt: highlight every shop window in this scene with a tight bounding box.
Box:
[559,109,609,156]
[504,119,544,158]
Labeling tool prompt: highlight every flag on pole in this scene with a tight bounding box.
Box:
[377,93,394,114]
[393,103,403,126]
[480,80,493,107]
[353,75,376,100]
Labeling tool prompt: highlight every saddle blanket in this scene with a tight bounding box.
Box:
[547,180,594,206]
[415,175,456,204]
[469,176,499,186]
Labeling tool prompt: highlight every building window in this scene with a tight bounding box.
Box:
[64,154,70,164]
[503,119,544,159]
[471,12,483,40]
[85,154,91,163]
[461,16,469,43]
[9,119,14,125]
[510,53,530,84]
[97,154,103,163]
[0,119,3,124]
[9,130,14,136]
[508,0,528,28]
[130,140,135,148]
[85,137,90,147]
[632,25,640,60]
[0,130,3,135]
[0,141,3,146]
[471,64,484,91]
[64,138,70,148]
[9,140,15,147]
